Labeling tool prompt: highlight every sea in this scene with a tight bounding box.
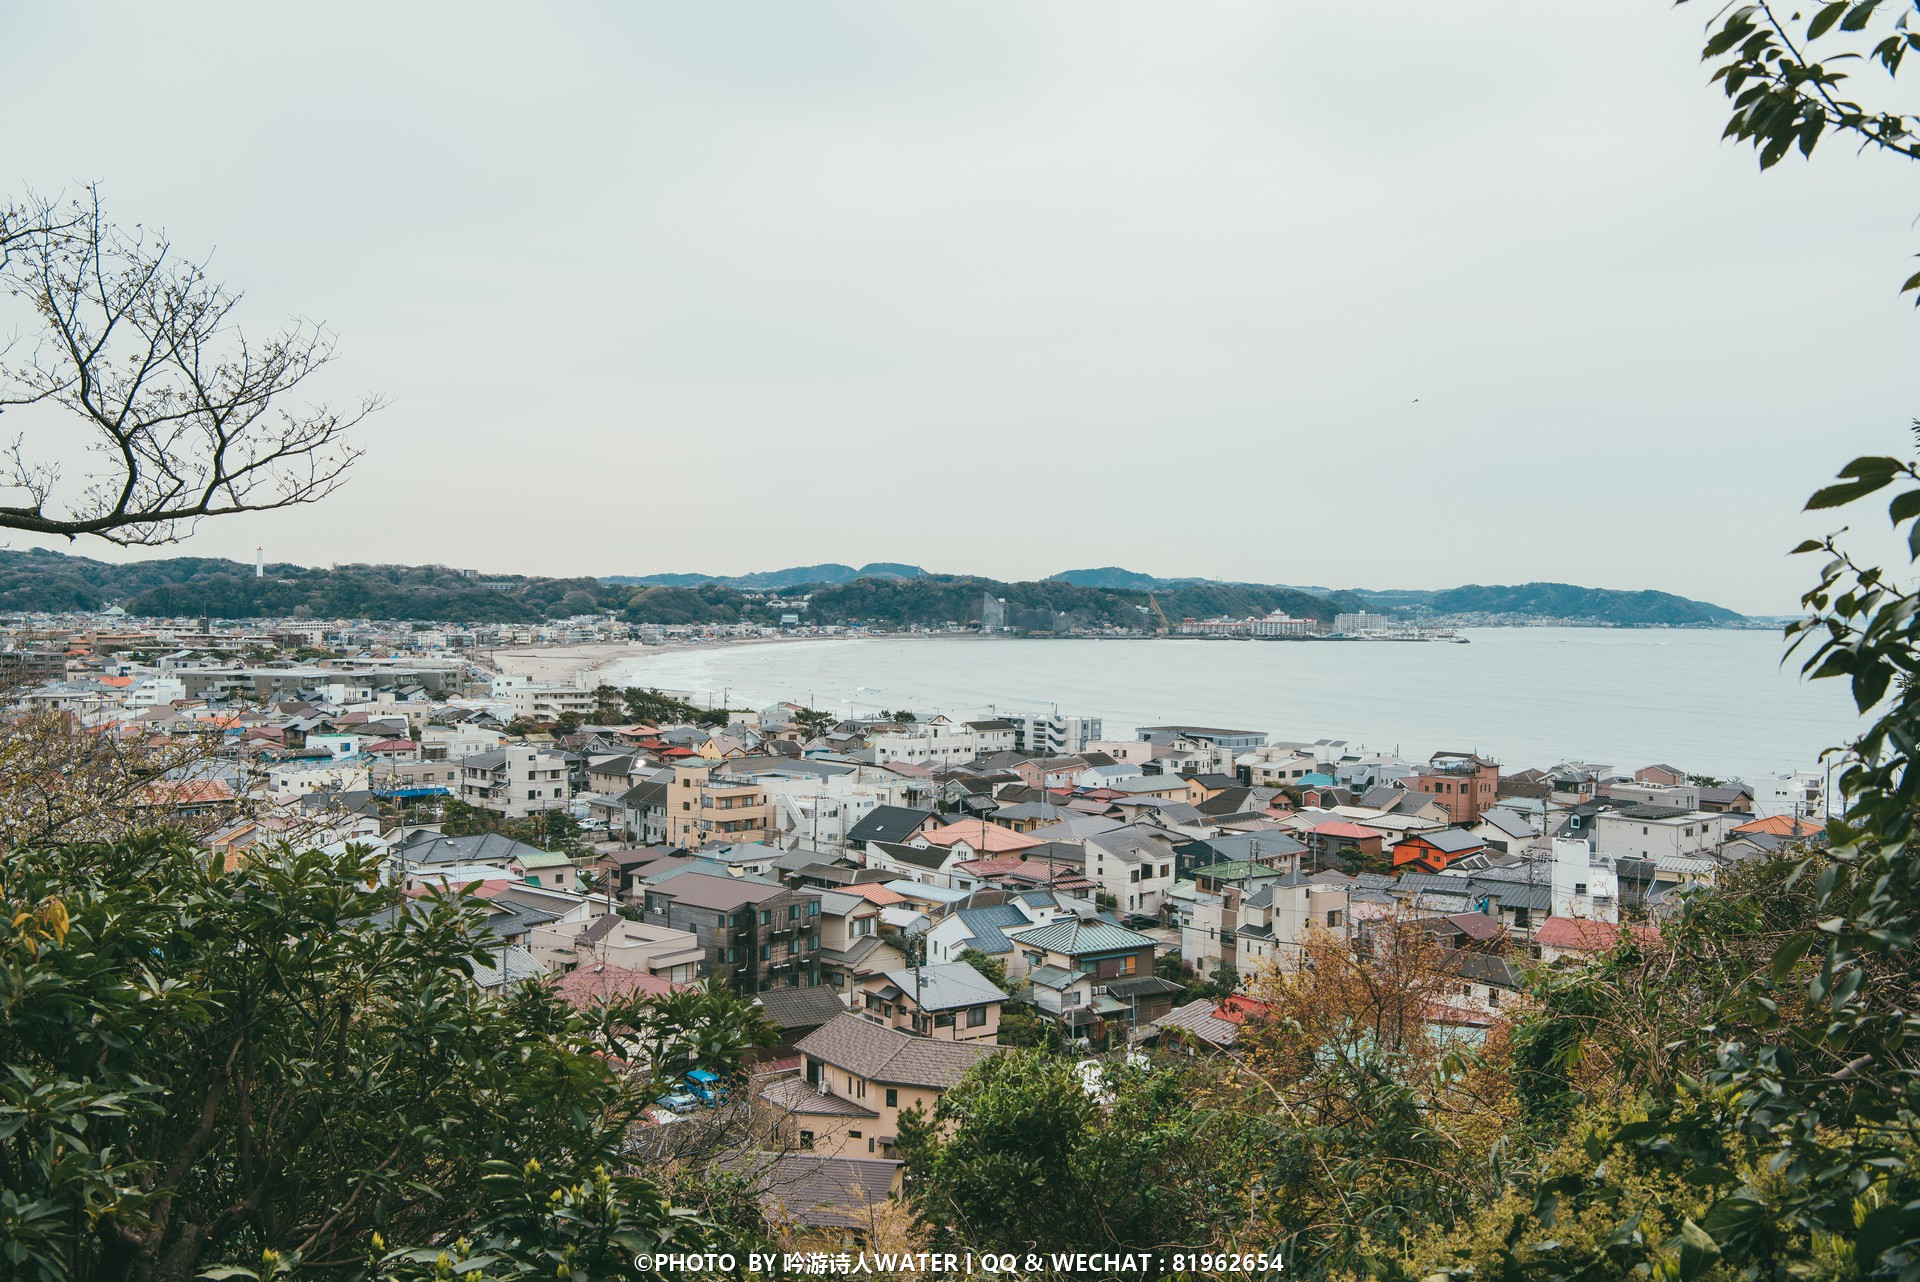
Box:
[595,628,1865,783]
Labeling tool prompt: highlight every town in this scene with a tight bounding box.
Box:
[0,607,1832,1246]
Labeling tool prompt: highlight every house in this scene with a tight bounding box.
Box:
[844,805,936,850]
[760,1014,994,1158]
[1535,916,1661,965]
[1635,763,1688,787]
[864,839,970,889]
[1698,784,1756,813]
[1234,872,1351,974]
[1592,806,1730,865]
[914,818,1042,862]
[1472,807,1538,855]
[1392,828,1488,873]
[527,912,704,981]
[548,962,677,1011]
[1006,914,1176,1045]
[1152,993,1273,1054]
[855,963,1004,1041]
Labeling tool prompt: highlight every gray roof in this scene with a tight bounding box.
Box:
[1086,826,1178,863]
[867,840,950,871]
[754,986,851,1032]
[467,944,544,989]
[879,963,1005,1011]
[1399,827,1487,853]
[399,831,550,866]
[1153,997,1247,1047]
[723,1151,901,1229]
[794,1014,992,1088]
[649,871,796,911]
[846,805,935,845]
[1479,808,1537,840]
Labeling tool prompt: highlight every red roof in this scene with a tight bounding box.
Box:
[1535,916,1660,952]
[1211,994,1273,1025]
[550,963,678,1009]
[1312,820,1377,840]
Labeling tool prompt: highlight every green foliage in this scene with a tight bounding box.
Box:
[622,687,729,729]
[989,1001,1061,1050]
[0,833,771,1280]
[789,707,835,739]
[900,1050,1264,1254]
[954,947,1010,994]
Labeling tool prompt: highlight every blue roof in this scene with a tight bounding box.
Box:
[953,904,1030,955]
[1300,773,1337,787]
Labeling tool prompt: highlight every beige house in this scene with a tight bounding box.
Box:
[759,1014,993,1159]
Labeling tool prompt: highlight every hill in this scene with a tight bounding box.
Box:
[1418,581,1747,626]
[603,562,927,590]
[1051,567,1749,626]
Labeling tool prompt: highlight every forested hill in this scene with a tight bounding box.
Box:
[0,548,1745,627]
[1053,567,1749,625]
[1421,582,1746,625]
[0,548,1355,628]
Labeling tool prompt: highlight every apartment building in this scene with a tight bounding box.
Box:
[1015,713,1103,756]
[664,760,773,847]
[457,744,570,818]
[639,871,822,994]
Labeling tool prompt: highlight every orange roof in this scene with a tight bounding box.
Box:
[922,820,1041,853]
[1730,814,1823,838]
[838,883,908,906]
[98,675,135,687]
[550,963,678,1009]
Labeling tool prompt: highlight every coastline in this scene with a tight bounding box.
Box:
[491,634,841,690]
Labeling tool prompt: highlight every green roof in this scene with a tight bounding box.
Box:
[1005,919,1155,957]
[515,850,575,868]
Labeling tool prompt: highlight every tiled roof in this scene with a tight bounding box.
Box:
[650,872,794,911]
[921,820,1041,853]
[755,986,851,1032]
[723,1151,902,1229]
[549,963,676,1008]
[1535,916,1660,952]
[794,1014,992,1089]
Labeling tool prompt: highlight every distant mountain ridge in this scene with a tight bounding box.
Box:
[1051,568,1747,626]
[603,562,927,590]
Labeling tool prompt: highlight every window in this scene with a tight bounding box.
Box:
[934,1012,955,1028]
[760,909,772,926]
[885,1088,898,1108]
[789,904,801,920]
[848,1129,862,1140]
[967,1006,988,1027]
[798,1130,814,1149]
[759,944,770,961]
[1574,883,1588,896]
[808,901,820,916]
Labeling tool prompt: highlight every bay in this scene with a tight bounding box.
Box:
[598,628,1863,782]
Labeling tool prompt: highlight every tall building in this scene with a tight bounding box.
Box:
[1014,712,1103,756]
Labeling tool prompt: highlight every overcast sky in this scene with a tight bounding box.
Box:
[3,3,1916,614]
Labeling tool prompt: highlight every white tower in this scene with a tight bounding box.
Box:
[255,547,263,578]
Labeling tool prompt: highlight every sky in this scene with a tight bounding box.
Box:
[1,2,1916,615]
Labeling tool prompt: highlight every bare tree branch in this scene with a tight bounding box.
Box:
[0,187,373,545]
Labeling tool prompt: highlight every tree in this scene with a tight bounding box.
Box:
[0,834,748,1281]
[898,1049,1265,1254]
[954,946,1010,994]
[0,189,371,546]
[790,707,834,740]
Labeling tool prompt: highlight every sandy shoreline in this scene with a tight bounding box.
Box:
[490,634,832,690]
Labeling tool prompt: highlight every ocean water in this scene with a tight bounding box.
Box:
[597,628,1865,782]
